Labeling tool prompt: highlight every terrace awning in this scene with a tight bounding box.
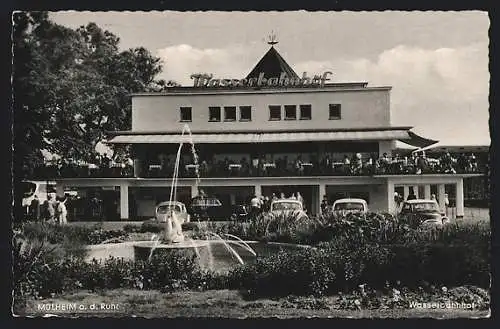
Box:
[106,128,436,146]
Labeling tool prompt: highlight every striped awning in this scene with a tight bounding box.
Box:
[106,129,426,144]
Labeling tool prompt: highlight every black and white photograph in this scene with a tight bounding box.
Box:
[11,10,491,318]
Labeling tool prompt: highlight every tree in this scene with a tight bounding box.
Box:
[12,12,167,177]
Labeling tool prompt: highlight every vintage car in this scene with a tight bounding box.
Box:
[398,199,450,228]
[332,198,369,214]
[269,199,309,221]
[155,201,190,224]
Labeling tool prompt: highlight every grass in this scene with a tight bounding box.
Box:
[20,289,489,318]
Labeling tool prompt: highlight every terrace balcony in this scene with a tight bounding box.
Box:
[28,158,486,180]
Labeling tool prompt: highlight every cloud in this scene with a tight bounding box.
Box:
[157,42,490,145]
[157,44,258,85]
[294,43,490,144]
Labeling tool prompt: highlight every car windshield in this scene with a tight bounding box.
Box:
[334,202,365,211]
[412,202,440,212]
[271,202,302,211]
[21,182,36,197]
[157,204,182,214]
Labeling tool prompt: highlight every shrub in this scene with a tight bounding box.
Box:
[229,248,336,297]
[19,221,127,245]
[140,220,165,233]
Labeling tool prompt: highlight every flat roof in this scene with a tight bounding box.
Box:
[130,83,392,96]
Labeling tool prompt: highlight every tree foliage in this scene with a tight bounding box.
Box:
[12,12,167,177]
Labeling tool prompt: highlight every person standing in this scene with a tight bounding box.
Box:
[406,189,417,201]
[250,195,261,219]
[29,195,40,221]
[46,194,55,222]
[57,196,68,225]
[320,195,329,214]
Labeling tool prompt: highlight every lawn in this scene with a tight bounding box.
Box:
[21,289,489,318]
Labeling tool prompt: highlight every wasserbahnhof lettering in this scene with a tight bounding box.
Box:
[190,72,333,88]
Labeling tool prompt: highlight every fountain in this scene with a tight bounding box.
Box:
[133,124,255,268]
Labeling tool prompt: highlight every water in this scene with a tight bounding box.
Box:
[146,124,256,266]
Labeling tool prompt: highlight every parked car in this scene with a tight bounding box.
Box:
[332,198,369,214]
[398,199,450,228]
[188,196,233,221]
[155,201,190,224]
[269,199,309,221]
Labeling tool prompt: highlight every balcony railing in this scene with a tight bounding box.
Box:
[29,158,486,180]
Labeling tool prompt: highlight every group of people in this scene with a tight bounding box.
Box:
[27,194,68,224]
[32,154,135,179]
[31,150,483,180]
[249,192,305,217]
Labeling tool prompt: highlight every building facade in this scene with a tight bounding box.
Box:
[51,45,484,220]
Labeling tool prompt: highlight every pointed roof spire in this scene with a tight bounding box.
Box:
[267,30,278,47]
[246,35,299,80]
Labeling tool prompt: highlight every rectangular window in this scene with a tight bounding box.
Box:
[224,106,237,121]
[329,104,342,120]
[284,105,297,120]
[269,105,281,121]
[209,106,221,122]
[300,104,312,120]
[180,107,192,122]
[240,106,252,121]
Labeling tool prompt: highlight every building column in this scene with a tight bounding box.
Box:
[191,185,198,198]
[387,179,395,214]
[424,185,431,199]
[254,184,262,196]
[413,185,419,199]
[120,183,129,220]
[438,184,446,214]
[319,183,326,215]
[403,185,409,201]
[456,178,464,218]
[133,159,142,177]
[55,183,65,198]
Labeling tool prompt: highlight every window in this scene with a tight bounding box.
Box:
[269,105,281,121]
[240,106,252,121]
[224,106,237,121]
[209,107,221,122]
[284,105,297,120]
[300,104,312,120]
[329,104,342,120]
[180,107,192,122]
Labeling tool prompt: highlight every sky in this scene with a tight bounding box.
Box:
[50,11,490,146]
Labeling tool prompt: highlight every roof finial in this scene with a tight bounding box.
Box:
[267,30,278,46]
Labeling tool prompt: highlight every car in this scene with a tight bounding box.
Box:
[155,201,190,224]
[188,195,232,221]
[269,199,309,221]
[332,198,369,214]
[398,199,450,228]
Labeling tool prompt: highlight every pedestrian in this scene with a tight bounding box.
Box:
[29,195,40,221]
[407,188,417,201]
[46,194,55,222]
[320,195,329,214]
[290,193,297,200]
[57,195,68,225]
[280,192,286,199]
[296,192,304,205]
[250,195,261,219]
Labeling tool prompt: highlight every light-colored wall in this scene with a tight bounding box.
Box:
[131,88,391,132]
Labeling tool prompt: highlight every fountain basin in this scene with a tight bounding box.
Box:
[85,240,312,273]
[133,240,211,262]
